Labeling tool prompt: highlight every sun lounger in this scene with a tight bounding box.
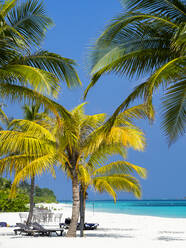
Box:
[82,223,99,230]
[14,223,39,236]
[59,218,99,230]
[31,222,64,236]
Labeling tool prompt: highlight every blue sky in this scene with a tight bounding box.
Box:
[5,0,186,201]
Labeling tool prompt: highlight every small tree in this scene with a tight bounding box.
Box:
[22,104,49,225]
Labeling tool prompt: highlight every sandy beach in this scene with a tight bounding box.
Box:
[0,203,186,248]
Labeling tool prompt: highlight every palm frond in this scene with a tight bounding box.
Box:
[2,64,60,97]
[116,104,155,124]
[0,130,54,156]
[84,46,172,99]
[10,152,57,197]
[0,0,17,18]
[105,83,155,126]
[78,164,92,185]
[93,174,142,200]
[0,83,72,120]
[16,51,82,88]
[80,113,106,140]
[0,105,8,125]
[93,161,147,179]
[97,12,177,49]
[9,119,56,142]
[171,23,186,54]
[107,126,146,151]
[144,56,186,105]
[0,153,36,175]
[85,0,185,145]
[161,80,186,144]
[87,143,127,169]
[120,0,186,22]
[93,177,117,201]
[7,0,53,47]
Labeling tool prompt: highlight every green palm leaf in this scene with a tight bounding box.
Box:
[7,0,53,47]
[16,51,82,88]
[9,119,56,142]
[120,0,186,21]
[0,153,37,175]
[0,105,8,125]
[0,0,17,18]
[2,64,60,96]
[85,0,185,144]
[162,81,186,144]
[93,176,117,201]
[0,83,72,120]
[93,160,147,179]
[93,174,141,200]
[10,152,57,197]
[0,130,54,156]
[78,164,92,185]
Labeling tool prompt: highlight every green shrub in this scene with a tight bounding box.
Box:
[0,190,29,212]
[0,177,57,211]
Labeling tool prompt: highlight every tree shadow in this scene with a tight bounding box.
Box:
[97,228,136,232]
[157,236,186,242]
[86,232,134,238]
[85,227,136,238]
[157,231,186,242]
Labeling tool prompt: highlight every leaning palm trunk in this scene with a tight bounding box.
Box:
[66,171,80,237]
[79,185,86,237]
[26,176,35,225]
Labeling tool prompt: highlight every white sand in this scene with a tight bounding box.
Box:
[0,203,186,248]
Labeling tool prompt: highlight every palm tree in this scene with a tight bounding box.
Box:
[79,159,146,237]
[22,103,50,225]
[0,103,148,237]
[85,0,186,145]
[0,0,81,114]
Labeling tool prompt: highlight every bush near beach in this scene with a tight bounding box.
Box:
[0,177,57,212]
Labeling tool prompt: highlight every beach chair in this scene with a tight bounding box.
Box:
[14,223,39,236]
[31,222,64,236]
[19,213,28,223]
[59,218,99,230]
[53,213,63,223]
[83,223,99,230]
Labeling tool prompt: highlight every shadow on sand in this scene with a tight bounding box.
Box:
[85,227,136,238]
[157,231,186,242]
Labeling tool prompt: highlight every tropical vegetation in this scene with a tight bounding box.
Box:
[0,103,149,237]
[79,159,146,237]
[0,177,56,212]
[85,0,186,145]
[0,0,81,117]
[21,103,51,224]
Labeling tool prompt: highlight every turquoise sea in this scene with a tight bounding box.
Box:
[61,200,186,218]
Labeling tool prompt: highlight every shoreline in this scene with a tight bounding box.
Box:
[0,203,186,248]
[58,200,186,219]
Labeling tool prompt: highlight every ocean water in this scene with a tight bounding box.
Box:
[61,200,186,218]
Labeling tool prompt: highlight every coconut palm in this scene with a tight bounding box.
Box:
[85,0,186,145]
[22,103,50,225]
[0,103,148,237]
[0,0,81,114]
[79,159,146,237]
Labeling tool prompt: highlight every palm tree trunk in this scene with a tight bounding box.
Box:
[79,185,86,237]
[66,171,80,237]
[26,176,35,225]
